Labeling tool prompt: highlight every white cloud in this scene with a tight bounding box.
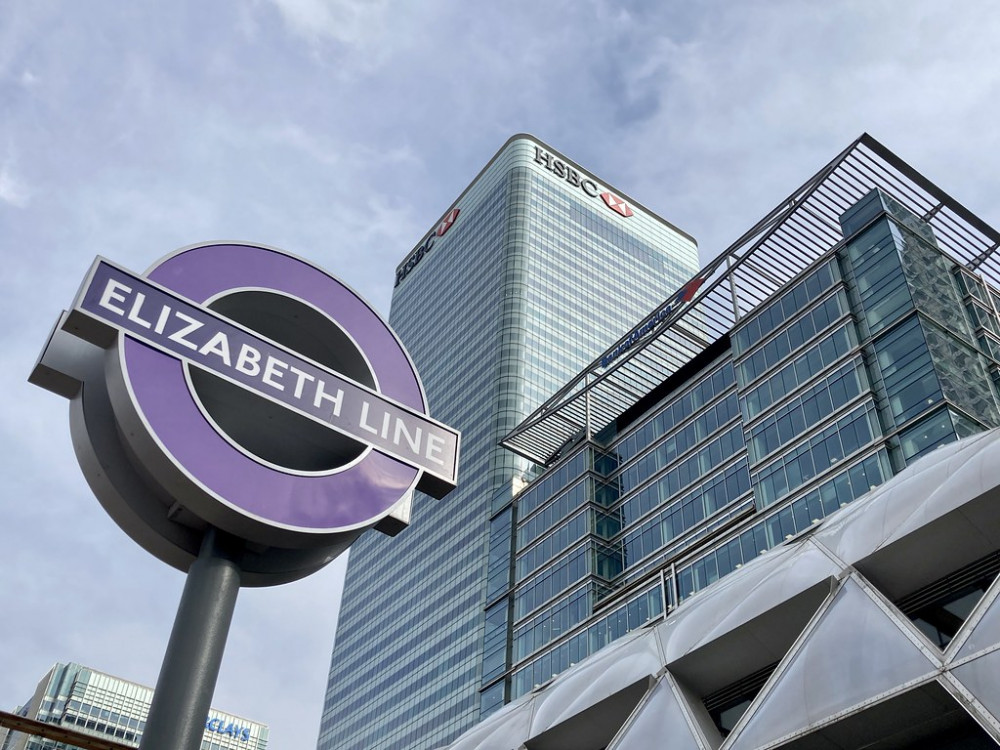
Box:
[261,0,390,48]
[0,163,29,207]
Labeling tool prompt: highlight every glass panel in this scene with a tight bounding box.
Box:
[899,409,956,463]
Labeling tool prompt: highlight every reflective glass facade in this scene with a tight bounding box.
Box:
[318,136,699,750]
[437,427,1000,749]
[502,187,1000,705]
[0,663,267,750]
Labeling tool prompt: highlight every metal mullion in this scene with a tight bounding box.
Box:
[659,324,705,355]
[830,155,886,202]
[502,437,555,465]
[782,215,839,257]
[781,210,840,254]
[924,219,982,264]
[850,148,936,214]
[740,254,788,290]
[766,230,819,271]
[757,237,812,280]
[752,236,807,277]
[933,208,994,254]
[969,241,1000,277]
[611,367,660,397]
[810,181,860,219]
[728,278,769,314]
[792,201,846,246]
[638,345,683,381]
[671,319,713,349]
[610,373,657,401]
[853,144,937,209]
[732,260,781,300]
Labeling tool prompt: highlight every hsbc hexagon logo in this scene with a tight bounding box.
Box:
[436,208,460,236]
[600,192,633,217]
[534,146,634,219]
[395,207,462,287]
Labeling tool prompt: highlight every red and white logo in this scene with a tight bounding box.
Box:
[436,208,460,236]
[601,193,633,218]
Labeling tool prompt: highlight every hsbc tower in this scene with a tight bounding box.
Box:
[317,136,699,750]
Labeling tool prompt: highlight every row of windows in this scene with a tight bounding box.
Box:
[732,259,839,356]
[753,401,881,507]
[517,477,589,549]
[479,680,506,718]
[677,451,891,600]
[506,449,891,706]
[842,219,913,337]
[595,509,622,540]
[486,508,513,602]
[510,585,664,700]
[741,322,857,421]
[621,459,751,572]
[618,498,756,591]
[513,586,592,662]
[516,449,588,520]
[481,600,510,686]
[893,219,976,345]
[956,270,989,308]
[967,300,1000,338]
[618,425,746,527]
[922,318,1000,427]
[60,713,138,743]
[747,359,867,463]
[617,393,741,495]
[899,407,979,463]
[64,699,144,730]
[515,544,589,619]
[611,362,735,463]
[516,511,588,580]
[328,566,484,715]
[979,333,1000,363]
[872,314,941,425]
[735,289,850,387]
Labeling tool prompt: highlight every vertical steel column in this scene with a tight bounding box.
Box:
[139,528,242,750]
[727,255,742,323]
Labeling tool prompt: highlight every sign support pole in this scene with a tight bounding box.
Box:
[32,244,460,747]
[139,528,242,750]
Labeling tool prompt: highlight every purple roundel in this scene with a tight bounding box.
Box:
[122,243,423,533]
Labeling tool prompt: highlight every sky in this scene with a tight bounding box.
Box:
[2,1,1000,748]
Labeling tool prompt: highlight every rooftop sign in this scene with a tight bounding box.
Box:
[601,276,705,368]
[394,207,461,287]
[533,146,634,218]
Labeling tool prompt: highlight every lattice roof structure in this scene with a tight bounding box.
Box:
[501,134,1000,466]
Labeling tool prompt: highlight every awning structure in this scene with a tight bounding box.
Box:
[439,428,1000,750]
[502,134,1000,467]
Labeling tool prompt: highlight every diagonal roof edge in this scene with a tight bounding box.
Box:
[502,134,1000,466]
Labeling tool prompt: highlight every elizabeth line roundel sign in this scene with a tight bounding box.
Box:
[31,243,459,585]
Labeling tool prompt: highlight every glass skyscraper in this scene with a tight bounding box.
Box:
[428,134,1000,749]
[317,136,699,750]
